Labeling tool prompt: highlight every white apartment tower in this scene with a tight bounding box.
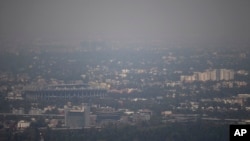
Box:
[220,69,234,80]
[180,69,234,82]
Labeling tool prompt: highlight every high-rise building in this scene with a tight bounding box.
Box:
[65,106,90,128]
[180,69,234,82]
[220,69,234,80]
[209,69,218,81]
[83,106,90,127]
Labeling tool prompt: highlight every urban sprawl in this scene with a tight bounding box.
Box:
[0,39,250,140]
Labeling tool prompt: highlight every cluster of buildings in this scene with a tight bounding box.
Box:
[1,40,250,137]
[8,103,153,130]
[180,69,234,82]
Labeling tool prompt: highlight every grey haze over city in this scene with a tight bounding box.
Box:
[1,0,250,43]
[1,1,250,141]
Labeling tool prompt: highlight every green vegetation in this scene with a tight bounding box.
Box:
[39,122,228,141]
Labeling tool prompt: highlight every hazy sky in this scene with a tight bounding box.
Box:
[1,0,250,42]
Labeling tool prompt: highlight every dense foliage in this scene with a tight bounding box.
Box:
[2,122,228,141]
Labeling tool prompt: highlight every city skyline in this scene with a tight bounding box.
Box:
[1,1,250,140]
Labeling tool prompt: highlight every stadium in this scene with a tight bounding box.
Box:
[24,84,107,100]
